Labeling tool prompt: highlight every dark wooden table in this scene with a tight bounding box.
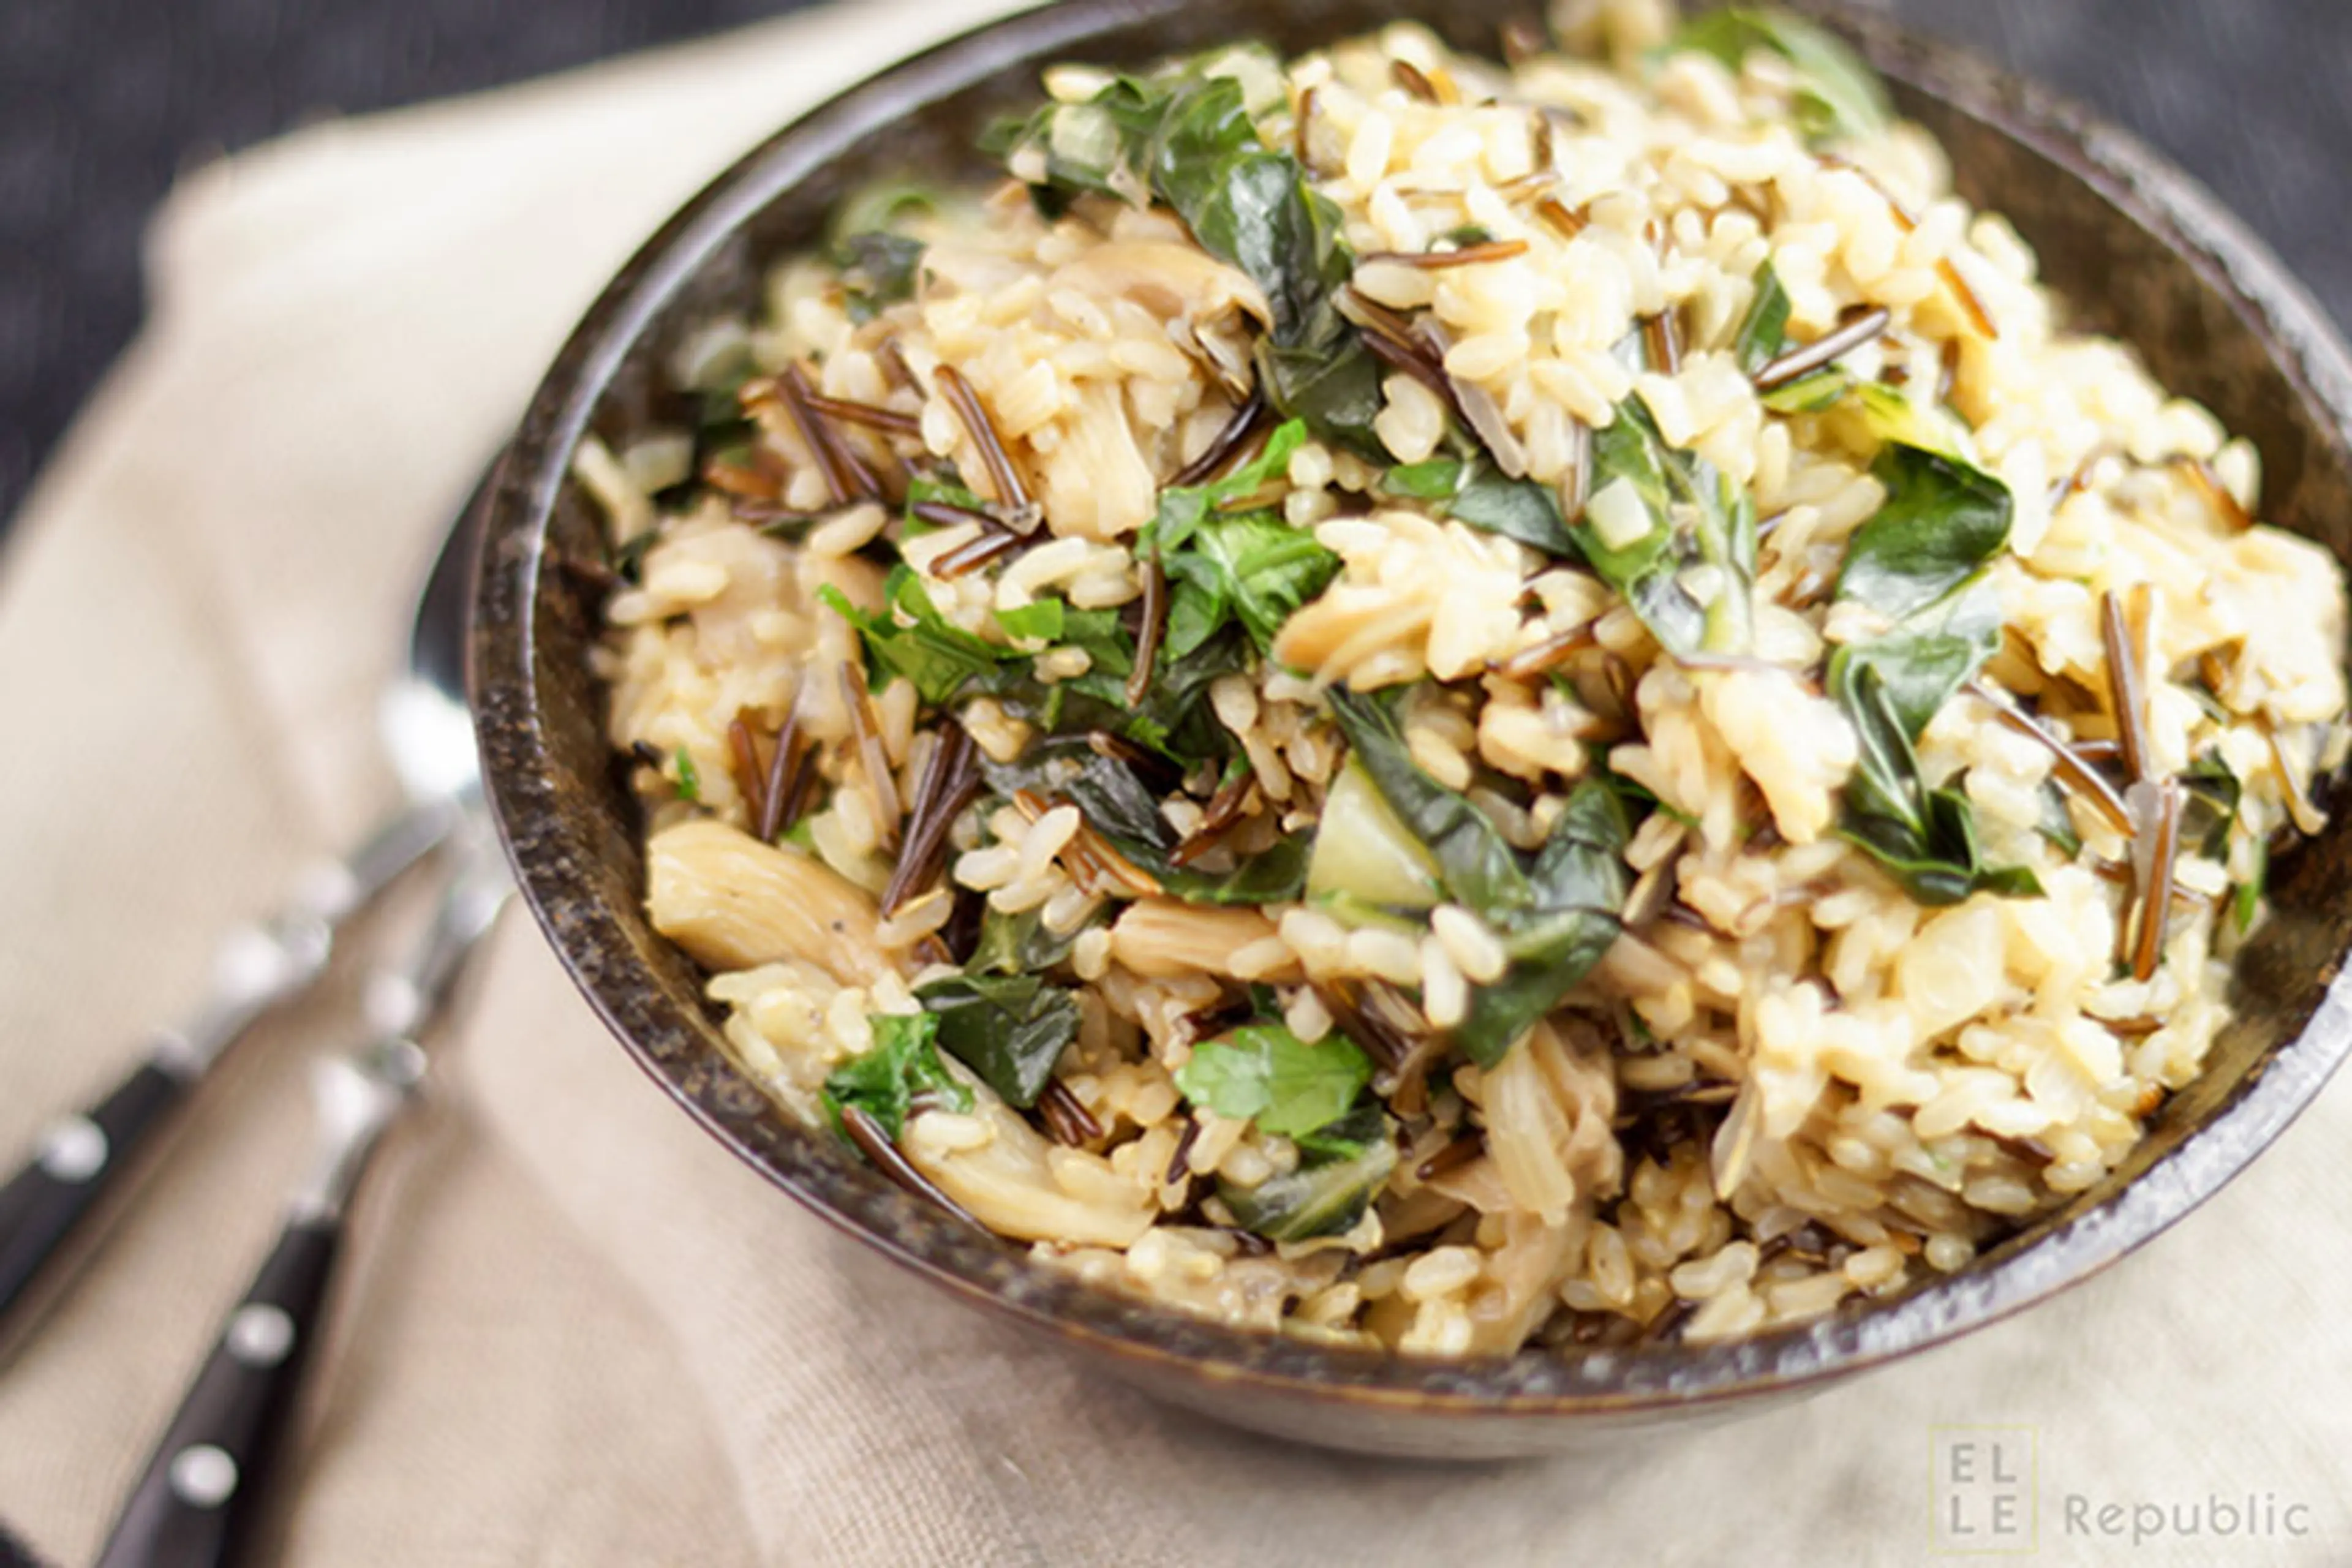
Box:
[2,0,2346,533]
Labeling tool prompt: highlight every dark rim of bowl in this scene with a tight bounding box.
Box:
[474,0,2352,1417]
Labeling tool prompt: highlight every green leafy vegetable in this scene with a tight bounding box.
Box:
[2234,840,2267,935]
[1325,689,1526,914]
[821,1012,971,1143]
[820,568,1011,705]
[968,905,1082,976]
[984,59,1386,453]
[1218,1131,1397,1242]
[2037,778,2083,859]
[1759,367,1856,415]
[673,746,701,803]
[901,473,989,537]
[1327,690,1629,1065]
[835,233,926,323]
[1142,420,1338,658]
[1379,454,1578,557]
[2180,754,2243,860]
[1174,1023,1373,1138]
[1672,7,1890,146]
[993,600,1067,644]
[829,181,937,322]
[1580,398,1758,655]
[612,529,659,586]
[987,621,1250,766]
[1455,781,1633,1065]
[1854,383,1978,463]
[1841,578,2001,738]
[1827,581,2040,906]
[1732,262,1793,376]
[1836,444,2015,622]
[980,741,1310,905]
[1291,1102,1387,1163]
[1305,760,1444,910]
[1150,418,1306,554]
[914,972,1080,1109]
[831,179,938,240]
[1162,510,1340,657]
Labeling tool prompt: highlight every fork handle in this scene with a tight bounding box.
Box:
[0,1057,192,1325]
[94,1215,340,1568]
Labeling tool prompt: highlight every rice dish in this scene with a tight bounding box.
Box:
[576,1,2351,1355]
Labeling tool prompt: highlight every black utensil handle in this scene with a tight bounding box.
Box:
[0,1057,192,1323]
[94,1215,339,1568]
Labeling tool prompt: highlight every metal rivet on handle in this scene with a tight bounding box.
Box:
[225,1304,296,1368]
[35,1117,108,1184]
[167,1445,239,1509]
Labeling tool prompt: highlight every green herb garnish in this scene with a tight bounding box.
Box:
[673,746,701,803]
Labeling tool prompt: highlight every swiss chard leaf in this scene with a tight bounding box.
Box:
[1218,1129,1398,1242]
[1841,577,2002,738]
[1581,398,1758,655]
[986,64,1385,454]
[969,905,1081,976]
[913,973,1080,1109]
[829,181,937,322]
[979,739,1309,905]
[1150,419,1306,554]
[1836,444,2015,623]
[1150,421,1335,658]
[1156,839,1312,905]
[1325,688,1526,915]
[2234,839,2267,935]
[1453,778,1632,1068]
[1172,1023,1372,1139]
[1162,510,1340,657]
[821,1012,971,1143]
[2037,778,2083,859]
[835,232,926,323]
[1327,690,1629,1065]
[2180,753,2242,861]
[1672,7,1890,146]
[1826,587,2040,907]
[1732,261,1793,375]
[820,567,1010,704]
[1379,454,1578,557]
[1760,366,1856,415]
[990,622,1250,766]
[1291,1101,1387,1163]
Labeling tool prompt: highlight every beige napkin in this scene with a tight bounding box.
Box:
[3,2,2349,1562]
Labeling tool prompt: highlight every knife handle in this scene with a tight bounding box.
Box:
[94,1215,341,1568]
[0,1057,194,1325]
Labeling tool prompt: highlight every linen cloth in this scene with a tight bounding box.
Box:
[1,2,2348,1562]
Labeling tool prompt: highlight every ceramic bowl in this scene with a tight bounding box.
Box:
[472,0,2352,1457]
